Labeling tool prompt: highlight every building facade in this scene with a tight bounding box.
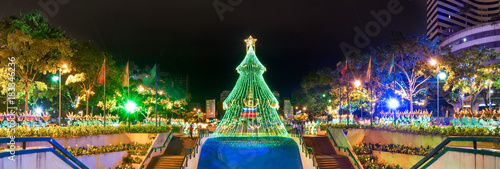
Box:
[439,22,500,52]
[427,0,500,41]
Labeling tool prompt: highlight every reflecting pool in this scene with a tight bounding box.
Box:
[197,137,303,169]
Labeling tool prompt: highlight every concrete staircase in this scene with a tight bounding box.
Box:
[146,136,197,169]
[316,155,355,169]
[146,156,184,169]
[303,136,355,169]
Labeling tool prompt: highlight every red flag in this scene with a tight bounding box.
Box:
[341,65,347,76]
[98,60,105,85]
[340,64,347,83]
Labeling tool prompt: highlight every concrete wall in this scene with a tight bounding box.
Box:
[290,136,315,169]
[77,151,128,169]
[345,129,446,148]
[1,133,158,149]
[0,151,72,169]
[186,136,210,169]
[0,150,128,169]
[344,129,500,149]
[427,151,500,169]
[372,150,424,169]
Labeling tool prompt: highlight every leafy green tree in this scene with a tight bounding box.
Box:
[442,46,498,112]
[0,11,73,112]
[291,68,335,118]
[66,41,105,115]
[385,34,442,112]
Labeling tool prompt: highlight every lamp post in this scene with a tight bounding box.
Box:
[55,64,68,126]
[125,100,137,132]
[429,59,441,122]
[388,98,399,124]
[487,80,493,109]
[354,80,362,122]
[436,72,446,121]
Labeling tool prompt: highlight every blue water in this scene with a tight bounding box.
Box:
[197,137,303,169]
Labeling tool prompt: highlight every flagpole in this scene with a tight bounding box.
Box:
[155,64,158,127]
[104,58,107,127]
[346,60,350,126]
[128,61,130,99]
[368,56,373,126]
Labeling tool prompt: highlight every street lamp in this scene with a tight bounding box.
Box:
[354,80,361,88]
[55,64,68,126]
[486,80,493,109]
[51,76,59,82]
[353,80,363,120]
[125,100,137,131]
[388,98,399,124]
[429,59,443,122]
[35,107,43,115]
[429,59,437,66]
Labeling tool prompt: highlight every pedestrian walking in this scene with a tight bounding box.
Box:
[189,124,193,139]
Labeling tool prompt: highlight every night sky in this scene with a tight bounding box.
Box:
[1,0,426,103]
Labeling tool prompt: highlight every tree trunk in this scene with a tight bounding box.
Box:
[86,92,89,116]
[410,97,413,112]
[25,72,28,113]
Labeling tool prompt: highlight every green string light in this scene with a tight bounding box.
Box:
[214,36,287,137]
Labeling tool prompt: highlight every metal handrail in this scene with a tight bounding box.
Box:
[326,128,362,169]
[139,131,174,169]
[411,136,500,169]
[290,128,319,169]
[180,129,209,169]
[0,137,88,169]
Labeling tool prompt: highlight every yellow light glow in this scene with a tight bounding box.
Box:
[354,80,361,87]
[62,64,68,68]
[429,59,437,66]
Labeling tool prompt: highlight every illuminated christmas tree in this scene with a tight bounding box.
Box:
[214,36,287,137]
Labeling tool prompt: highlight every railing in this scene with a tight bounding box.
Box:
[139,131,174,169]
[0,137,88,169]
[411,136,500,169]
[180,129,210,169]
[290,128,319,169]
[326,128,362,169]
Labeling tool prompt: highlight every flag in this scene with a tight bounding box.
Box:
[122,61,129,87]
[98,60,105,85]
[340,61,347,83]
[150,64,156,79]
[388,54,394,76]
[144,64,156,85]
[366,56,372,81]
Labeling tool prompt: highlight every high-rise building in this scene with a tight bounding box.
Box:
[427,0,500,40]
[220,90,231,102]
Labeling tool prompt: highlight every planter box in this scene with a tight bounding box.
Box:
[372,150,424,169]
[345,128,446,148]
[1,133,159,149]
[344,128,500,149]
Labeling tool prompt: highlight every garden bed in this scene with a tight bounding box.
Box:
[372,151,424,169]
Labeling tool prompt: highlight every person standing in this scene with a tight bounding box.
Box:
[189,124,193,139]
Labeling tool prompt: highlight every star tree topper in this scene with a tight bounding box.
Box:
[245,36,257,52]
